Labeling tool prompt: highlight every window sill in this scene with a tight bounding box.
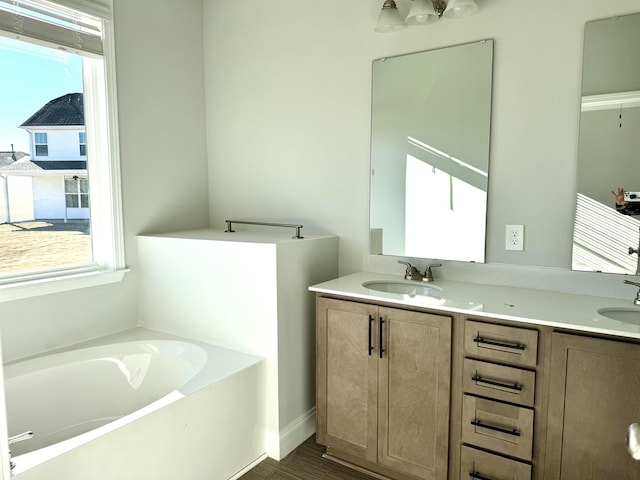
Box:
[0,268,129,303]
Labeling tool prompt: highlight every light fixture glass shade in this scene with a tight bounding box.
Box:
[405,0,439,25]
[443,0,478,18]
[629,424,640,460]
[375,0,406,33]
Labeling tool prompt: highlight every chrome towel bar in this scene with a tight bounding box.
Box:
[225,220,304,239]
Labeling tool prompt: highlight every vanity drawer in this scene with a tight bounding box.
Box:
[464,320,538,368]
[462,395,534,461]
[463,359,536,407]
[460,445,532,480]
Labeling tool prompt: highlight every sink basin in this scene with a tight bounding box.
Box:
[597,307,640,323]
[362,280,442,297]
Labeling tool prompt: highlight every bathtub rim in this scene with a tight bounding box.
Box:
[4,327,265,397]
[5,327,265,475]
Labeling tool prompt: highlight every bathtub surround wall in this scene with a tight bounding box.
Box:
[136,230,339,459]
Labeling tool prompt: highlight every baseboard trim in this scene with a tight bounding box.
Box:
[228,453,268,480]
[266,407,316,460]
[278,407,316,459]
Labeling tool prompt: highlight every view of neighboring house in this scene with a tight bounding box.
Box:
[0,93,88,224]
[0,149,31,224]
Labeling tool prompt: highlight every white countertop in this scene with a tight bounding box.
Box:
[309,272,640,340]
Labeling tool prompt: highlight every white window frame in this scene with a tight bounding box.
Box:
[64,175,89,208]
[34,131,48,156]
[0,0,127,302]
[79,131,86,156]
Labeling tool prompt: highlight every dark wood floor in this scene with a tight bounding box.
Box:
[239,435,375,480]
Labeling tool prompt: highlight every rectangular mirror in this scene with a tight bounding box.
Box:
[369,40,493,263]
[572,13,640,275]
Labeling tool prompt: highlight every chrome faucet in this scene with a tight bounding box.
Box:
[624,280,640,305]
[397,260,442,282]
[630,227,640,275]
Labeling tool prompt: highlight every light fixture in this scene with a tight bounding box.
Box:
[405,0,438,25]
[443,0,479,18]
[375,0,479,33]
[628,423,640,460]
[375,0,406,33]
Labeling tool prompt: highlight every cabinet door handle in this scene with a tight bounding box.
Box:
[379,317,385,358]
[469,472,495,480]
[471,420,521,437]
[471,375,523,391]
[473,336,525,351]
[368,315,374,356]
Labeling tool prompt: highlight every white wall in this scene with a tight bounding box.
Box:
[0,0,210,362]
[202,0,640,275]
[32,176,63,219]
[29,129,84,161]
[5,176,34,223]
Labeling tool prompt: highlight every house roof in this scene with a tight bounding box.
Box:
[20,93,84,127]
[0,158,85,173]
[0,151,28,168]
[34,161,86,170]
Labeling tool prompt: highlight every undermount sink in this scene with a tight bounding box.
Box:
[597,307,640,323]
[362,280,443,297]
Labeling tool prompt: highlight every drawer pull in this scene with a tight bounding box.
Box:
[471,419,521,437]
[473,336,525,351]
[368,315,374,356]
[379,317,385,359]
[472,375,523,391]
[469,472,495,480]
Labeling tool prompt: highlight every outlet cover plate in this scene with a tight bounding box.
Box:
[506,224,524,251]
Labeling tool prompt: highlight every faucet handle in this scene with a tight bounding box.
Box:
[424,263,442,282]
[624,279,640,288]
[397,260,414,279]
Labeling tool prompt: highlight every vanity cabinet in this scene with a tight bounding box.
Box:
[459,319,540,480]
[316,297,452,480]
[545,332,640,480]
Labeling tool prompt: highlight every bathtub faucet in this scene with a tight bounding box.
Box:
[8,431,33,472]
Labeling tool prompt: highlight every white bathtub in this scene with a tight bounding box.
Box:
[4,329,266,480]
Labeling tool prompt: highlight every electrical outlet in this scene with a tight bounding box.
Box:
[505,224,524,251]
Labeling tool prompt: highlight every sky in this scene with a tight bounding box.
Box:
[0,35,83,154]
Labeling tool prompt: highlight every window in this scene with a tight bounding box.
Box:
[79,132,86,156]
[65,176,89,208]
[0,0,125,300]
[34,132,48,156]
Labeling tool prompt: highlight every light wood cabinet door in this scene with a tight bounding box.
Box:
[378,307,452,480]
[317,298,452,480]
[546,332,640,480]
[316,297,379,463]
